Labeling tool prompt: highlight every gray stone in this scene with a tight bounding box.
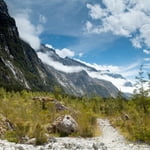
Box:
[15,145,25,150]
[25,138,36,145]
[52,115,78,135]
[93,142,107,150]
[48,137,57,143]
[93,143,99,150]
[20,136,29,143]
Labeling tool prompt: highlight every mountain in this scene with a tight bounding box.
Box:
[37,45,120,97]
[37,45,134,96]
[0,0,58,91]
[0,0,127,98]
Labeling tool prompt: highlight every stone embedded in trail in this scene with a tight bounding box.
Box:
[93,142,107,150]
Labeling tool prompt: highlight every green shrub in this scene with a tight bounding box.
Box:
[32,123,47,145]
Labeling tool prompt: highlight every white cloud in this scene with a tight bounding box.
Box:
[87,4,107,19]
[144,58,150,62]
[74,59,140,93]
[37,52,136,93]
[144,63,150,69]
[78,53,83,57]
[45,44,76,58]
[139,24,150,47]
[39,14,47,24]
[85,21,93,32]
[55,48,75,58]
[14,11,44,50]
[86,0,150,51]
[143,49,150,54]
[37,52,83,73]
[130,36,142,48]
[102,0,125,14]
[45,44,53,49]
[86,71,134,93]
[75,58,139,79]
[37,52,140,93]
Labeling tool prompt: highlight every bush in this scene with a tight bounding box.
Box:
[32,123,47,145]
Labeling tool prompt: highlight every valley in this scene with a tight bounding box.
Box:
[0,0,149,149]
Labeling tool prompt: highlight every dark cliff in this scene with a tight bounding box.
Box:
[0,0,57,91]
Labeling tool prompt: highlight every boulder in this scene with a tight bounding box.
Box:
[0,114,14,137]
[51,115,78,135]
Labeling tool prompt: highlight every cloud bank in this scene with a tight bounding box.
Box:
[86,0,150,52]
[14,11,45,50]
[37,51,136,93]
[55,48,75,58]
[143,49,150,55]
[45,44,53,49]
[75,59,139,79]
[37,52,83,73]
[45,44,75,58]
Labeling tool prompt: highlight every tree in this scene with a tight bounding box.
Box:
[134,65,148,97]
[133,65,150,113]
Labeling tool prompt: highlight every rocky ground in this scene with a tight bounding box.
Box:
[0,119,149,150]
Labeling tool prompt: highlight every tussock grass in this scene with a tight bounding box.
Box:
[0,88,149,144]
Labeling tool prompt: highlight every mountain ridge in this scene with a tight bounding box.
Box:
[0,0,127,98]
[37,44,133,95]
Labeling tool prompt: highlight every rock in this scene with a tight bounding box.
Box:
[32,97,68,111]
[122,113,130,120]
[51,115,78,135]
[15,145,25,150]
[93,142,107,150]
[93,143,99,150]
[20,136,29,144]
[32,97,54,102]
[64,143,76,149]
[25,138,36,145]
[0,114,14,137]
[55,102,66,111]
[48,137,57,143]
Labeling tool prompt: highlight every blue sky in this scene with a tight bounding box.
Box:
[5,0,150,80]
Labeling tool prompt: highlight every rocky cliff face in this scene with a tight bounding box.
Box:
[0,0,57,91]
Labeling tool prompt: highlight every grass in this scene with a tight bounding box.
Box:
[0,88,98,143]
[0,88,149,144]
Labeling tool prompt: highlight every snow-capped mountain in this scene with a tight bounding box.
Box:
[37,44,134,97]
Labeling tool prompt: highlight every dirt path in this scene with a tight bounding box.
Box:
[97,119,150,150]
[0,119,149,150]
